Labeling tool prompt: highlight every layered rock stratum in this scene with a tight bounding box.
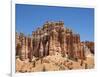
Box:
[16,21,94,72]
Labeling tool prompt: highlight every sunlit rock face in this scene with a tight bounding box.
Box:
[16,21,94,61]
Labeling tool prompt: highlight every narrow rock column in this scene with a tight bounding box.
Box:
[49,28,58,55]
[20,37,26,61]
[45,42,49,56]
[49,35,54,55]
[29,37,33,61]
[73,35,79,60]
[80,43,85,60]
[67,31,74,59]
[60,29,66,57]
[39,41,44,58]
[25,37,29,59]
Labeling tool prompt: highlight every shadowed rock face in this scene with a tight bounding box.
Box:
[83,41,94,54]
[16,21,93,61]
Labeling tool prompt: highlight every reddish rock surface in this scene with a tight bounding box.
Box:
[16,21,94,72]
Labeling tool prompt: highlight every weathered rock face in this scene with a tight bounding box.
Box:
[84,41,94,54]
[16,21,93,61]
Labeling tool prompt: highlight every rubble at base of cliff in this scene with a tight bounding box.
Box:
[16,52,94,72]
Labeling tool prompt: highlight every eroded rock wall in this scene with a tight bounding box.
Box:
[16,21,93,61]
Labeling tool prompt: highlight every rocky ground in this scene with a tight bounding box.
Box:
[16,52,94,73]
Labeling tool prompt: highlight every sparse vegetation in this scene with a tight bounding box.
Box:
[42,65,46,72]
[85,63,88,69]
[59,65,66,70]
[32,61,36,67]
